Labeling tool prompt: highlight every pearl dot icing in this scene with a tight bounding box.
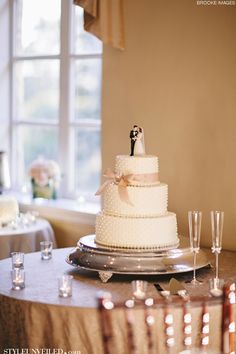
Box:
[103,182,168,217]
[96,154,179,250]
[115,155,159,186]
[96,212,178,249]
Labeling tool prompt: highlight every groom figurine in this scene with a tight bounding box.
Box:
[129,125,139,156]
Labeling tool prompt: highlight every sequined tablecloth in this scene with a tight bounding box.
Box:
[0,247,235,353]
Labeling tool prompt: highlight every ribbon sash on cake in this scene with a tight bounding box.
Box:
[95,168,159,205]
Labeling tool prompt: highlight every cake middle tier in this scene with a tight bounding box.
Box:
[95,212,179,250]
[103,182,168,217]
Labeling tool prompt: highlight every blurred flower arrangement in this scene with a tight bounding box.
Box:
[29,157,61,199]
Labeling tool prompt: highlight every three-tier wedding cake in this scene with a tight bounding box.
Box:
[95,127,179,250]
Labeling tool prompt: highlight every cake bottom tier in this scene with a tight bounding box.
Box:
[95,212,179,250]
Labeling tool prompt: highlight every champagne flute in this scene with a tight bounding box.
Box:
[188,211,202,285]
[210,211,224,283]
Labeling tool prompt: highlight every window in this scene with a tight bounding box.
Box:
[10,0,102,200]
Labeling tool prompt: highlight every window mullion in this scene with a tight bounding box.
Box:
[13,120,59,127]
[59,0,72,198]
[9,0,16,189]
[13,55,60,61]
[70,53,102,60]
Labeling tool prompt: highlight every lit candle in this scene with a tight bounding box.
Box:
[44,248,49,256]
[14,275,23,284]
[15,257,22,266]
[59,285,71,297]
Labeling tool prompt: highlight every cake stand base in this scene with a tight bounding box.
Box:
[67,235,210,283]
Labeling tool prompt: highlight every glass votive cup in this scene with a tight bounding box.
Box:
[209,278,224,297]
[11,269,25,290]
[11,252,24,269]
[40,241,53,260]
[132,280,148,300]
[58,275,73,298]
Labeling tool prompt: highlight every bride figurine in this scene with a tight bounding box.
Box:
[134,127,145,155]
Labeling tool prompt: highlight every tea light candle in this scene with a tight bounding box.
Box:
[59,285,71,297]
[15,258,21,265]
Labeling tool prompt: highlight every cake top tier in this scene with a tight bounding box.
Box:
[115,155,159,177]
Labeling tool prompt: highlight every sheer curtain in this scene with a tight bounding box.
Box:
[74,0,125,50]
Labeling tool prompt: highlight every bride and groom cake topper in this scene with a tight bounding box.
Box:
[129,125,145,156]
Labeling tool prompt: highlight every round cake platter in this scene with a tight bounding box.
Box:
[66,235,210,282]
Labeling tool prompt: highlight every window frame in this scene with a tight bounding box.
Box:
[9,0,102,199]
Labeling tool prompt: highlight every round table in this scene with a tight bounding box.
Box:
[0,218,57,259]
[0,247,235,353]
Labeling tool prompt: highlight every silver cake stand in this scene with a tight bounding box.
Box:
[66,235,210,282]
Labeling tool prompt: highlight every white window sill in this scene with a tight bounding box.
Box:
[15,193,100,226]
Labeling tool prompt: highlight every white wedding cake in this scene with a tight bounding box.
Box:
[0,196,19,225]
[95,153,179,250]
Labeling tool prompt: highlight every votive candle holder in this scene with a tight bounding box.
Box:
[40,241,53,260]
[11,269,25,290]
[132,280,148,300]
[58,275,73,298]
[11,252,24,269]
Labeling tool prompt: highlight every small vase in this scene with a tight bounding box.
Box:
[31,178,57,200]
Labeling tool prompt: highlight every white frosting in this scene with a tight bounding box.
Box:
[115,155,159,186]
[103,182,168,217]
[0,196,19,224]
[95,212,178,250]
[95,153,179,250]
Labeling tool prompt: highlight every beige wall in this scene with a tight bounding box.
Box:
[101,0,236,250]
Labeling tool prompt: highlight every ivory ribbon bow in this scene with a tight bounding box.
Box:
[95,168,159,205]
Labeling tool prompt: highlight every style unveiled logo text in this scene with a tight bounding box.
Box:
[3,349,81,354]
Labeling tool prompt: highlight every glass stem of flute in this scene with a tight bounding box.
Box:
[215,251,219,280]
[193,250,197,282]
